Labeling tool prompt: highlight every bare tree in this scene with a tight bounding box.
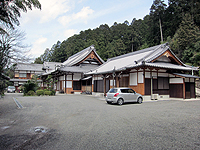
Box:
[0,27,31,73]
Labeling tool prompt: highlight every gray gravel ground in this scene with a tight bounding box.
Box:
[0,93,200,150]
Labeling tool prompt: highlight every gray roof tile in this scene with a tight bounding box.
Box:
[86,43,198,75]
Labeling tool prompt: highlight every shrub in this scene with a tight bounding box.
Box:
[43,89,49,92]
[23,80,37,94]
[27,90,35,96]
[50,90,56,96]
[44,90,51,96]
[36,90,44,96]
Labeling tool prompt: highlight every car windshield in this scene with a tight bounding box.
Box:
[109,88,118,93]
[8,86,15,89]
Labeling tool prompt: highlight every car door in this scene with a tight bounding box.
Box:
[128,89,138,102]
[120,89,129,102]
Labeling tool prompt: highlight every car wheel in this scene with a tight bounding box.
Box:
[117,98,124,105]
[107,101,111,104]
[137,97,143,104]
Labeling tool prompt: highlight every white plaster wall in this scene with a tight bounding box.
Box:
[185,78,189,82]
[19,71,26,73]
[59,76,64,80]
[73,73,81,80]
[67,75,72,80]
[110,80,116,86]
[190,78,195,82]
[145,72,150,78]
[152,72,157,78]
[138,72,143,83]
[67,81,72,88]
[130,73,137,85]
[158,73,168,77]
[170,78,183,84]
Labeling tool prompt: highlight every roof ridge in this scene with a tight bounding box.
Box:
[107,44,160,62]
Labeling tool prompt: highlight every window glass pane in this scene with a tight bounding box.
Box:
[15,73,19,77]
[128,89,135,93]
[73,81,81,90]
[109,89,117,93]
[19,73,26,77]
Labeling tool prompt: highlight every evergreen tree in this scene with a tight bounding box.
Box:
[172,13,200,62]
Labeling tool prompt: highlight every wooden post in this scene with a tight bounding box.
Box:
[116,75,120,88]
[104,76,106,96]
[183,78,185,99]
[65,74,67,94]
[150,70,153,96]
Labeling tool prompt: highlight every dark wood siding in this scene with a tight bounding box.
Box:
[145,79,151,95]
[119,76,129,87]
[190,83,195,98]
[185,82,195,98]
[94,80,110,93]
[170,84,183,98]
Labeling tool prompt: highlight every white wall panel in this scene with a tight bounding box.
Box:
[67,75,72,80]
[73,73,81,80]
[190,78,195,82]
[138,72,143,83]
[152,72,157,78]
[130,73,137,85]
[158,73,168,77]
[185,78,189,82]
[67,81,72,88]
[110,80,115,86]
[59,76,64,80]
[170,78,183,84]
[145,72,150,78]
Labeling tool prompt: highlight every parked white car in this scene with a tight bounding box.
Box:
[7,86,16,93]
[106,87,143,105]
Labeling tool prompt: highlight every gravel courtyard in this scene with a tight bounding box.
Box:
[0,93,200,150]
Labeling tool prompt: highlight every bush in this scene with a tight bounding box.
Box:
[36,90,44,96]
[23,80,37,94]
[44,90,51,96]
[43,89,49,92]
[27,90,35,96]
[50,90,56,96]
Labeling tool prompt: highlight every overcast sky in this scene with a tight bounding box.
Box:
[18,0,168,59]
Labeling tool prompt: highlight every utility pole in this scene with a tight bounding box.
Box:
[159,17,163,43]
[132,37,133,52]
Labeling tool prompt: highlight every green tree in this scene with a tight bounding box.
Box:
[0,0,41,33]
[150,0,167,44]
[172,13,200,60]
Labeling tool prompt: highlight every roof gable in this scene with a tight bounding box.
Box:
[62,45,104,66]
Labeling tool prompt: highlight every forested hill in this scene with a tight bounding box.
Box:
[34,0,200,66]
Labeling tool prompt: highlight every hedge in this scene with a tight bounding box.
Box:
[36,90,44,96]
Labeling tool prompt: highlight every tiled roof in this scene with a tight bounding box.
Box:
[10,79,42,82]
[62,45,104,66]
[15,63,44,72]
[173,73,200,78]
[42,65,98,76]
[86,43,198,75]
[43,62,62,70]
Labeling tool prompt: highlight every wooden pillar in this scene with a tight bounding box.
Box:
[104,76,106,96]
[143,68,145,95]
[183,78,185,99]
[65,74,67,93]
[150,70,153,95]
[112,72,115,88]
[116,75,120,88]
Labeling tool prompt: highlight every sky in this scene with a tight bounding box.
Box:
[18,0,168,60]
